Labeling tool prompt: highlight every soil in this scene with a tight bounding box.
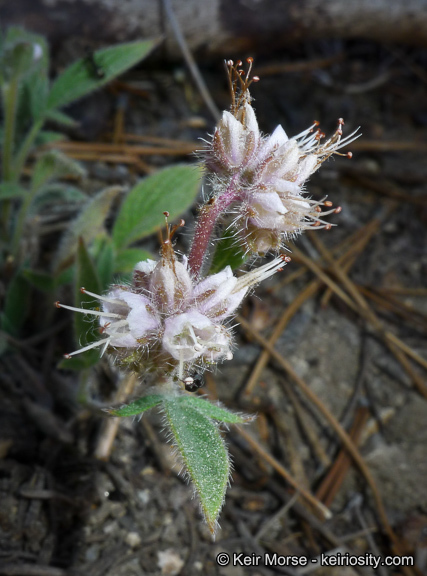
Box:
[1,38,427,576]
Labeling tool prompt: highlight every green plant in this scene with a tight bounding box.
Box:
[56,58,359,533]
[0,29,203,347]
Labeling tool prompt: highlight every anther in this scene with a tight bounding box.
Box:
[236,60,243,66]
[315,206,322,213]
[246,57,254,63]
[252,76,260,82]
[227,60,234,66]
[313,221,321,227]
[63,354,71,359]
[313,120,320,126]
[55,301,61,308]
[338,118,345,125]
[163,211,170,217]
[347,152,353,159]
[324,200,333,207]
[325,224,332,230]
[183,376,194,386]
[80,287,86,293]
[334,206,342,214]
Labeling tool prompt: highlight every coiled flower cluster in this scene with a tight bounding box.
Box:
[57,217,289,381]
[58,57,358,384]
[204,59,360,255]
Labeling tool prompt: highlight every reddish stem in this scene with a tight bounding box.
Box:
[188,175,242,278]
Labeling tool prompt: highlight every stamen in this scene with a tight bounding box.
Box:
[233,256,287,293]
[64,338,110,358]
[80,288,123,305]
[55,302,122,319]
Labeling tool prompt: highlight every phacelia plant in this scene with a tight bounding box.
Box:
[56,58,359,533]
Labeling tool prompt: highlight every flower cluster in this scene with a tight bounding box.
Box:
[58,57,357,385]
[205,59,360,255]
[57,217,289,381]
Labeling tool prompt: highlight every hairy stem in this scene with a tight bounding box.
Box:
[188,175,242,278]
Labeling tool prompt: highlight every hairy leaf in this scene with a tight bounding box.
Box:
[0,183,26,200]
[1,271,31,336]
[114,248,152,273]
[58,238,102,370]
[176,395,251,424]
[45,109,78,127]
[163,398,230,534]
[210,231,247,274]
[31,149,86,193]
[109,394,164,417]
[47,39,158,110]
[112,164,203,249]
[53,185,123,273]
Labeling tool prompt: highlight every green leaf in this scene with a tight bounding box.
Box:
[59,238,102,371]
[22,269,55,291]
[45,109,78,127]
[209,231,247,275]
[1,28,48,82]
[112,164,203,249]
[94,236,115,289]
[177,396,251,424]
[1,270,31,336]
[114,248,152,273]
[0,183,26,200]
[35,131,67,145]
[29,73,48,121]
[163,397,230,534]
[31,149,86,193]
[31,183,87,212]
[108,394,164,417]
[47,39,158,111]
[53,185,123,273]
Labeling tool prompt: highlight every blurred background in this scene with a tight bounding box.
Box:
[1,1,427,575]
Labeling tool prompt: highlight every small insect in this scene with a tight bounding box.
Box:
[182,373,204,392]
[84,48,105,79]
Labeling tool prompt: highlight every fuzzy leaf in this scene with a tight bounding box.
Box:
[177,395,251,424]
[31,149,86,193]
[35,131,67,145]
[109,394,164,417]
[114,248,152,273]
[22,269,55,291]
[94,236,115,289]
[53,185,123,273]
[1,270,31,336]
[45,109,78,127]
[0,183,26,200]
[29,73,48,121]
[163,398,230,534]
[47,39,158,110]
[210,232,247,274]
[31,183,87,213]
[58,238,102,371]
[112,164,203,249]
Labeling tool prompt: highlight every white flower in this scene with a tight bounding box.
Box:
[56,246,288,379]
[210,102,261,173]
